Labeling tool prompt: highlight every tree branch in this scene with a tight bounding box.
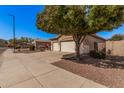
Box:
[79,35,86,45]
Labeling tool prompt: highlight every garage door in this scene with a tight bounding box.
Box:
[61,41,75,52]
[53,42,60,51]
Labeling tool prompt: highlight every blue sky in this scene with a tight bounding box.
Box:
[0,5,124,40]
[0,5,57,40]
[97,24,124,39]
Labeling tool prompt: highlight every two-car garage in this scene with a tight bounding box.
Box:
[52,41,89,53]
[52,41,75,53]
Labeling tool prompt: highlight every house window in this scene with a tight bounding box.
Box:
[94,42,98,50]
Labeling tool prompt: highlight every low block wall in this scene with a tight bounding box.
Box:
[106,41,124,56]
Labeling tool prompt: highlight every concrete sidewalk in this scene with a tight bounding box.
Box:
[0,49,106,88]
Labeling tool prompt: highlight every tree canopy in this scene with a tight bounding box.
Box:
[36,5,124,35]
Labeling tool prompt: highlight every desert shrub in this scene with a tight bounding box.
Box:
[89,50,106,59]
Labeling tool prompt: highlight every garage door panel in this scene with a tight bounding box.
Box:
[80,45,89,54]
[53,43,59,51]
[61,41,75,52]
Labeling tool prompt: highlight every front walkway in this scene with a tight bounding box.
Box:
[0,49,106,88]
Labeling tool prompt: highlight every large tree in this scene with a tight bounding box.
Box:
[36,5,124,60]
[19,37,32,43]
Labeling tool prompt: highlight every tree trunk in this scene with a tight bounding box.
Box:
[73,34,86,61]
[76,44,80,60]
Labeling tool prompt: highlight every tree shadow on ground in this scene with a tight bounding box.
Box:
[62,53,124,69]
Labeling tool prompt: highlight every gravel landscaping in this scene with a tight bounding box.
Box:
[52,55,124,88]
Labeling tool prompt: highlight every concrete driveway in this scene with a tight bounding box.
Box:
[0,49,106,88]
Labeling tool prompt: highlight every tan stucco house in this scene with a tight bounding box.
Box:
[50,34,106,54]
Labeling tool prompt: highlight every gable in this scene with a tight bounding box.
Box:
[58,35,73,41]
[51,34,105,42]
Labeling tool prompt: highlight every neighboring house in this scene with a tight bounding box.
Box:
[50,34,106,54]
[32,39,51,50]
[18,42,31,48]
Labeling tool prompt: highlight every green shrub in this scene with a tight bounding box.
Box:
[89,50,106,59]
[29,45,35,51]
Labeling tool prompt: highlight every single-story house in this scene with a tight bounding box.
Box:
[32,39,51,50]
[50,34,106,54]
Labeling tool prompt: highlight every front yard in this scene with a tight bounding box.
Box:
[52,55,124,87]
